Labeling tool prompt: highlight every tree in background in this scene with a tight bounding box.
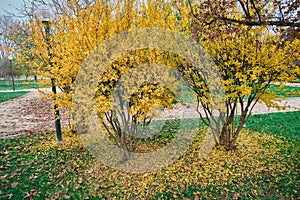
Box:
[0,16,18,78]
[187,0,299,27]
[0,14,36,79]
[173,0,300,149]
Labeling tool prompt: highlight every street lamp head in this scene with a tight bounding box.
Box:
[37,5,51,23]
[8,55,13,61]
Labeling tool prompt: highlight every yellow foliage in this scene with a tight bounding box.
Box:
[18,0,300,150]
[31,128,296,199]
[21,0,180,117]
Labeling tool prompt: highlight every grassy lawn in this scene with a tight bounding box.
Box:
[177,84,300,104]
[0,80,41,90]
[0,91,30,103]
[246,111,300,140]
[269,84,300,97]
[0,111,299,199]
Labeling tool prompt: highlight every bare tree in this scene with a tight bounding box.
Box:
[186,0,299,29]
[0,15,19,78]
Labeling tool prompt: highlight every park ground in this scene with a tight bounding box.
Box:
[0,83,299,199]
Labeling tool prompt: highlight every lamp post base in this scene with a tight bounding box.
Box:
[51,78,62,142]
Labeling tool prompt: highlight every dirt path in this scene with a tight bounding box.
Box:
[158,97,300,120]
[0,90,69,139]
[0,90,299,139]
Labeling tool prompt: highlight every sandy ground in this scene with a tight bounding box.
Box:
[0,89,299,139]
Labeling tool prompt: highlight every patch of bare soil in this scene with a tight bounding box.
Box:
[0,91,69,139]
[0,90,299,139]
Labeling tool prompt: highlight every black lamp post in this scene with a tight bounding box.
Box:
[8,55,16,92]
[38,5,62,142]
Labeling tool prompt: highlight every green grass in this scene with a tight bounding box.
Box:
[152,111,300,199]
[0,91,30,103]
[291,78,300,83]
[0,132,95,199]
[0,80,41,90]
[0,111,299,199]
[169,111,300,140]
[175,84,300,107]
[245,111,300,140]
[147,110,300,141]
[269,84,300,97]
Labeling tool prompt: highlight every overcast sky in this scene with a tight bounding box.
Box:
[0,0,24,15]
